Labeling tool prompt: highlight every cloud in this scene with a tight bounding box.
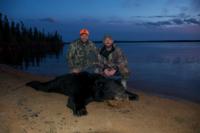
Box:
[171,19,184,25]
[131,15,177,19]
[178,13,190,18]
[138,18,200,27]
[39,17,57,23]
[140,21,172,27]
[131,13,191,20]
[130,13,200,27]
[184,18,200,25]
[106,16,126,24]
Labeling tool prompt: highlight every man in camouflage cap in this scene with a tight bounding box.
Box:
[67,29,100,73]
[99,35,130,89]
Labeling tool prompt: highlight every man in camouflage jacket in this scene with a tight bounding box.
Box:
[99,35,130,89]
[67,29,100,73]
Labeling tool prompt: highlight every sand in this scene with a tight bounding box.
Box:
[0,64,200,133]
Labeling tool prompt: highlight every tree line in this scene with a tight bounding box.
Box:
[0,13,63,67]
[0,13,62,45]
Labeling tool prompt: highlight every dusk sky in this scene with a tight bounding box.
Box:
[0,0,200,41]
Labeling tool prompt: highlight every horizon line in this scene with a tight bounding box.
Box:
[63,39,200,44]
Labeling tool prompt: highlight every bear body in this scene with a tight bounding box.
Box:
[26,72,138,116]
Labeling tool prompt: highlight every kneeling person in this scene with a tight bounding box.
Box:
[99,35,129,89]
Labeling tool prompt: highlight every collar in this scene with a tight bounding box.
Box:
[100,44,115,59]
[78,39,89,45]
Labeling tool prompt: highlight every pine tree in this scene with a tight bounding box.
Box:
[28,27,33,41]
[3,15,11,42]
[0,12,63,45]
[10,21,16,42]
[33,27,38,42]
[20,21,29,43]
[0,13,2,42]
[15,22,21,43]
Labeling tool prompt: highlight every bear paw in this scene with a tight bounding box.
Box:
[74,108,88,116]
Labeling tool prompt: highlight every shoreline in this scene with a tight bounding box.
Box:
[11,63,199,104]
[0,64,200,133]
[128,86,200,105]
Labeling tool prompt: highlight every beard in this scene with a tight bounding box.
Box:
[81,39,88,42]
[105,43,113,48]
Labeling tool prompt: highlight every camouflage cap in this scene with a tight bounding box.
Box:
[103,34,113,41]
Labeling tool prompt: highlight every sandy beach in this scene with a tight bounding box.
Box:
[0,64,200,133]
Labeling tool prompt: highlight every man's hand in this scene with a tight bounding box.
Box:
[72,69,80,74]
[104,68,116,77]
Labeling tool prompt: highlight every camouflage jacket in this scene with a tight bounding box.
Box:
[67,39,100,72]
[99,44,130,79]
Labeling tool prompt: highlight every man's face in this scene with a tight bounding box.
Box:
[104,38,113,48]
[80,34,89,43]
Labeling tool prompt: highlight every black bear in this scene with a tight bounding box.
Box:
[26,72,138,116]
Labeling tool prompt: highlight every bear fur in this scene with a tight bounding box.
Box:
[26,72,138,116]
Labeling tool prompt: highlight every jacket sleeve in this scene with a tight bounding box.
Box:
[116,48,128,65]
[88,43,104,73]
[89,43,101,65]
[115,48,130,79]
[66,43,76,70]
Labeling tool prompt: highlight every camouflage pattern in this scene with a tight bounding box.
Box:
[99,44,130,80]
[67,39,100,72]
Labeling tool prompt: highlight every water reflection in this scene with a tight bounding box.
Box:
[0,43,63,69]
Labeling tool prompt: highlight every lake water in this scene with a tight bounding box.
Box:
[18,42,200,103]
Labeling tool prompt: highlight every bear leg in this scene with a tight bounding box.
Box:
[67,97,88,116]
[125,91,139,101]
